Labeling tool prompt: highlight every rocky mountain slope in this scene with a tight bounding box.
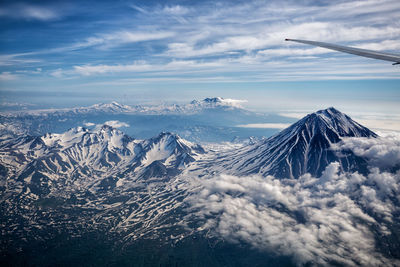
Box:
[200,107,377,178]
[0,125,204,197]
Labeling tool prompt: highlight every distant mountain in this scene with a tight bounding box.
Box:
[1,97,247,117]
[1,101,134,117]
[0,97,285,142]
[75,101,135,114]
[210,107,377,178]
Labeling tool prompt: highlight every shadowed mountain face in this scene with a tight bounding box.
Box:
[217,107,377,178]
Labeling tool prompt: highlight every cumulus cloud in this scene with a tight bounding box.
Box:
[219,98,247,108]
[90,120,129,131]
[84,122,95,127]
[333,134,400,169]
[186,162,400,266]
[103,120,129,128]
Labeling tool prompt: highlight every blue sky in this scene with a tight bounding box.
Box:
[0,0,399,114]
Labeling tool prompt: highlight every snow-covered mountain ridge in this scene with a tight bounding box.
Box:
[0,97,262,142]
[199,107,377,178]
[0,125,204,196]
[1,97,247,117]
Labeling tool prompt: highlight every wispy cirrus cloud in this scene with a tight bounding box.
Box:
[0,30,174,68]
[311,0,400,22]
[0,3,60,21]
[0,72,18,81]
[0,52,41,67]
[72,61,153,76]
[161,5,190,16]
[164,22,400,58]
[75,31,175,50]
[54,59,224,77]
[2,0,400,93]
[131,4,190,16]
[51,55,399,81]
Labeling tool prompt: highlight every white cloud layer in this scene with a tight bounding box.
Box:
[186,164,400,265]
[218,98,247,108]
[186,134,400,265]
[84,122,95,127]
[333,134,400,169]
[89,120,129,131]
[103,120,129,128]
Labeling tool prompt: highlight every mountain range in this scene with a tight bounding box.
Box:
[0,97,287,142]
[2,106,399,266]
[0,125,204,196]
[1,97,247,117]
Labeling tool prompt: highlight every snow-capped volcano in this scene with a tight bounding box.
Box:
[215,107,377,178]
[2,97,247,118]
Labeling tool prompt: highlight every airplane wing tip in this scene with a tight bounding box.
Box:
[283,38,400,64]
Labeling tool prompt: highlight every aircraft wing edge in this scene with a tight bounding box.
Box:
[285,38,400,65]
